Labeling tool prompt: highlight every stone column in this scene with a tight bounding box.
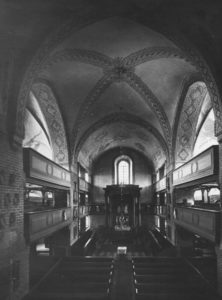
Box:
[132,196,136,227]
[69,169,77,247]
[166,171,177,245]
[138,195,141,226]
[104,192,109,227]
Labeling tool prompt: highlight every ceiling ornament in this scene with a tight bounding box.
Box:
[171,73,202,159]
[71,74,113,146]
[165,33,222,136]
[32,82,69,166]
[40,46,187,73]
[123,72,172,148]
[123,47,187,67]
[13,11,222,151]
[41,49,113,71]
[70,48,174,159]
[174,82,207,166]
[12,9,113,144]
[103,57,134,81]
[73,112,169,164]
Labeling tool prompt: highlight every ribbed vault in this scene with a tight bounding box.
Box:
[9,11,222,169]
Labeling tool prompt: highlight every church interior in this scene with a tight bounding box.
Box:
[1,0,222,299]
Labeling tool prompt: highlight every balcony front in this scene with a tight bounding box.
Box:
[174,206,221,243]
[25,207,72,242]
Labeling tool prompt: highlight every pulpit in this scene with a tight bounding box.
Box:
[104,185,141,229]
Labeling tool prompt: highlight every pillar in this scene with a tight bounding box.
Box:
[132,196,136,227]
[166,171,177,245]
[138,195,141,226]
[105,192,109,227]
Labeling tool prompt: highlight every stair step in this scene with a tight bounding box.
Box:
[135,293,220,300]
[58,267,112,274]
[26,292,109,300]
[39,282,109,292]
[133,262,186,267]
[136,284,209,293]
[48,273,109,283]
[61,261,112,268]
[134,268,190,275]
[63,257,113,263]
[133,257,183,262]
[134,274,201,284]
[135,282,205,290]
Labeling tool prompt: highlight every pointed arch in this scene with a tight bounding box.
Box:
[173,81,209,167]
[31,81,69,168]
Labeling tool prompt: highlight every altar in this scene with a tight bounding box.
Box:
[104,184,141,229]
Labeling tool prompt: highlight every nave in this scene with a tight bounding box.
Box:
[23,227,221,300]
[2,1,222,300]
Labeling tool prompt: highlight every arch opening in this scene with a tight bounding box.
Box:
[114,155,133,185]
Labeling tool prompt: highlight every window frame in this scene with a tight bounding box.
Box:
[114,155,133,185]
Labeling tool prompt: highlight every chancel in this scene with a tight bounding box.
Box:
[104,184,141,229]
[1,1,222,300]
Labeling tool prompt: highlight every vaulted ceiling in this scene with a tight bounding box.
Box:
[36,15,197,169]
[2,0,222,171]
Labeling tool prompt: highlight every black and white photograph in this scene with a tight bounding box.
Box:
[1,1,222,299]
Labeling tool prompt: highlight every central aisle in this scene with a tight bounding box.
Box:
[111,255,134,300]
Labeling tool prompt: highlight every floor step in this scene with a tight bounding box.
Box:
[134,274,201,284]
[134,268,190,275]
[135,292,220,300]
[26,292,109,300]
[136,284,208,293]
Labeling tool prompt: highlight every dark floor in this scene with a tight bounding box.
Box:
[24,228,221,300]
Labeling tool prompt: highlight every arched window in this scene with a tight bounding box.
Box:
[118,160,129,184]
[193,109,218,156]
[114,155,133,184]
[23,92,53,160]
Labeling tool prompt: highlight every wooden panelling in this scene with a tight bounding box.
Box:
[174,207,220,242]
[23,148,71,188]
[79,178,89,192]
[155,177,166,192]
[173,146,218,186]
[24,208,72,242]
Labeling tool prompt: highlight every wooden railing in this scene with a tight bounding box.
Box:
[79,178,90,192]
[173,146,218,186]
[23,148,71,188]
[24,208,72,242]
[155,177,167,192]
[174,206,221,243]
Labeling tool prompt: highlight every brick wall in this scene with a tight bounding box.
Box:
[0,132,29,300]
